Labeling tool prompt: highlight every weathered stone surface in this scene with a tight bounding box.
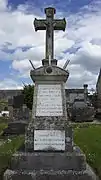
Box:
[2,121,28,136]
[34,7,66,60]
[13,95,24,109]
[26,65,69,151]
[70,99,95,122]
[4,164,98,180]
[10,147,86,171]
[3,170,33,180]
[25,125,73,152]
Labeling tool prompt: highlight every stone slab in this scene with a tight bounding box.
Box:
[3,164,98,180]
[2,121,28,136]
[25,126,73,152]
[10,147,86,171]
[36,84,63,116]
[34,130,65,151]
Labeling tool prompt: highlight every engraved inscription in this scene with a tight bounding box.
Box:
[34,130,65,150]
[36,84,63,116]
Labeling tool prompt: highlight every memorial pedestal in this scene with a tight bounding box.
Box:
[3,64,98,180]
[25,65,70,151]
[3,147,98,180]
[7,147,86,171]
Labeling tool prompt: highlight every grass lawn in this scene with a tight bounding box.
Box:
[0,123,8,136]
[0,117,10,124]
[74,124,101,179]
[0,116,10,136]
[0,135,24,180]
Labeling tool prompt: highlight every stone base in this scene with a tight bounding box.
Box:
[4,164,98,180]
[42,59,57,66]
[10,147,86,171]
[3,146,98,180]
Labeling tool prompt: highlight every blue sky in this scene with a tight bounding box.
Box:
[8,0,92,13]
[0,0,101,89]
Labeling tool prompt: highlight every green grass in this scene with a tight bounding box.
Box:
[0,123,8,135]
[0,117,10,124]
[0,117,11,137]
[74,125,101,178]
[0,135,24,179]
[71,122,101,129]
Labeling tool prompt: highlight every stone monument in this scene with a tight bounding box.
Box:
[3,95,29,136]
[8,98,13,120]
[4,7,98,180]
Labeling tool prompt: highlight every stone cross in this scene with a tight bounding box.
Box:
[34,7,66,62]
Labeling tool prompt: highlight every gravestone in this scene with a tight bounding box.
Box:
[3,95,29,136]
[13,94,24,121]
[22,104,31,121]
[8,98,13,120]
[4,7,98,180]
[8,95,24,121]
[71,99,95,122]
[13,95,30,121]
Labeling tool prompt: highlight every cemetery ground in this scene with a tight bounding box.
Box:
[0,122,101,179]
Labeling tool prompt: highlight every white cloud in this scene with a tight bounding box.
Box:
[0,0,101,89]
[0,0,8,11]
[79,42,101,57]
[0,78,23,89]
[55,37,74,57]
[12,59,30,72]
[67,41,101,74]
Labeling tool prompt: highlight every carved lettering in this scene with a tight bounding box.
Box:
[36,84,63,116]
[34,130,65,150]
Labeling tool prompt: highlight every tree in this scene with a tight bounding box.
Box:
[22,84,34,110]
[4,106,8,111]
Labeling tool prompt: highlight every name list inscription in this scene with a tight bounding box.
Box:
[34,130,65,151]
[36,84,63,116]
